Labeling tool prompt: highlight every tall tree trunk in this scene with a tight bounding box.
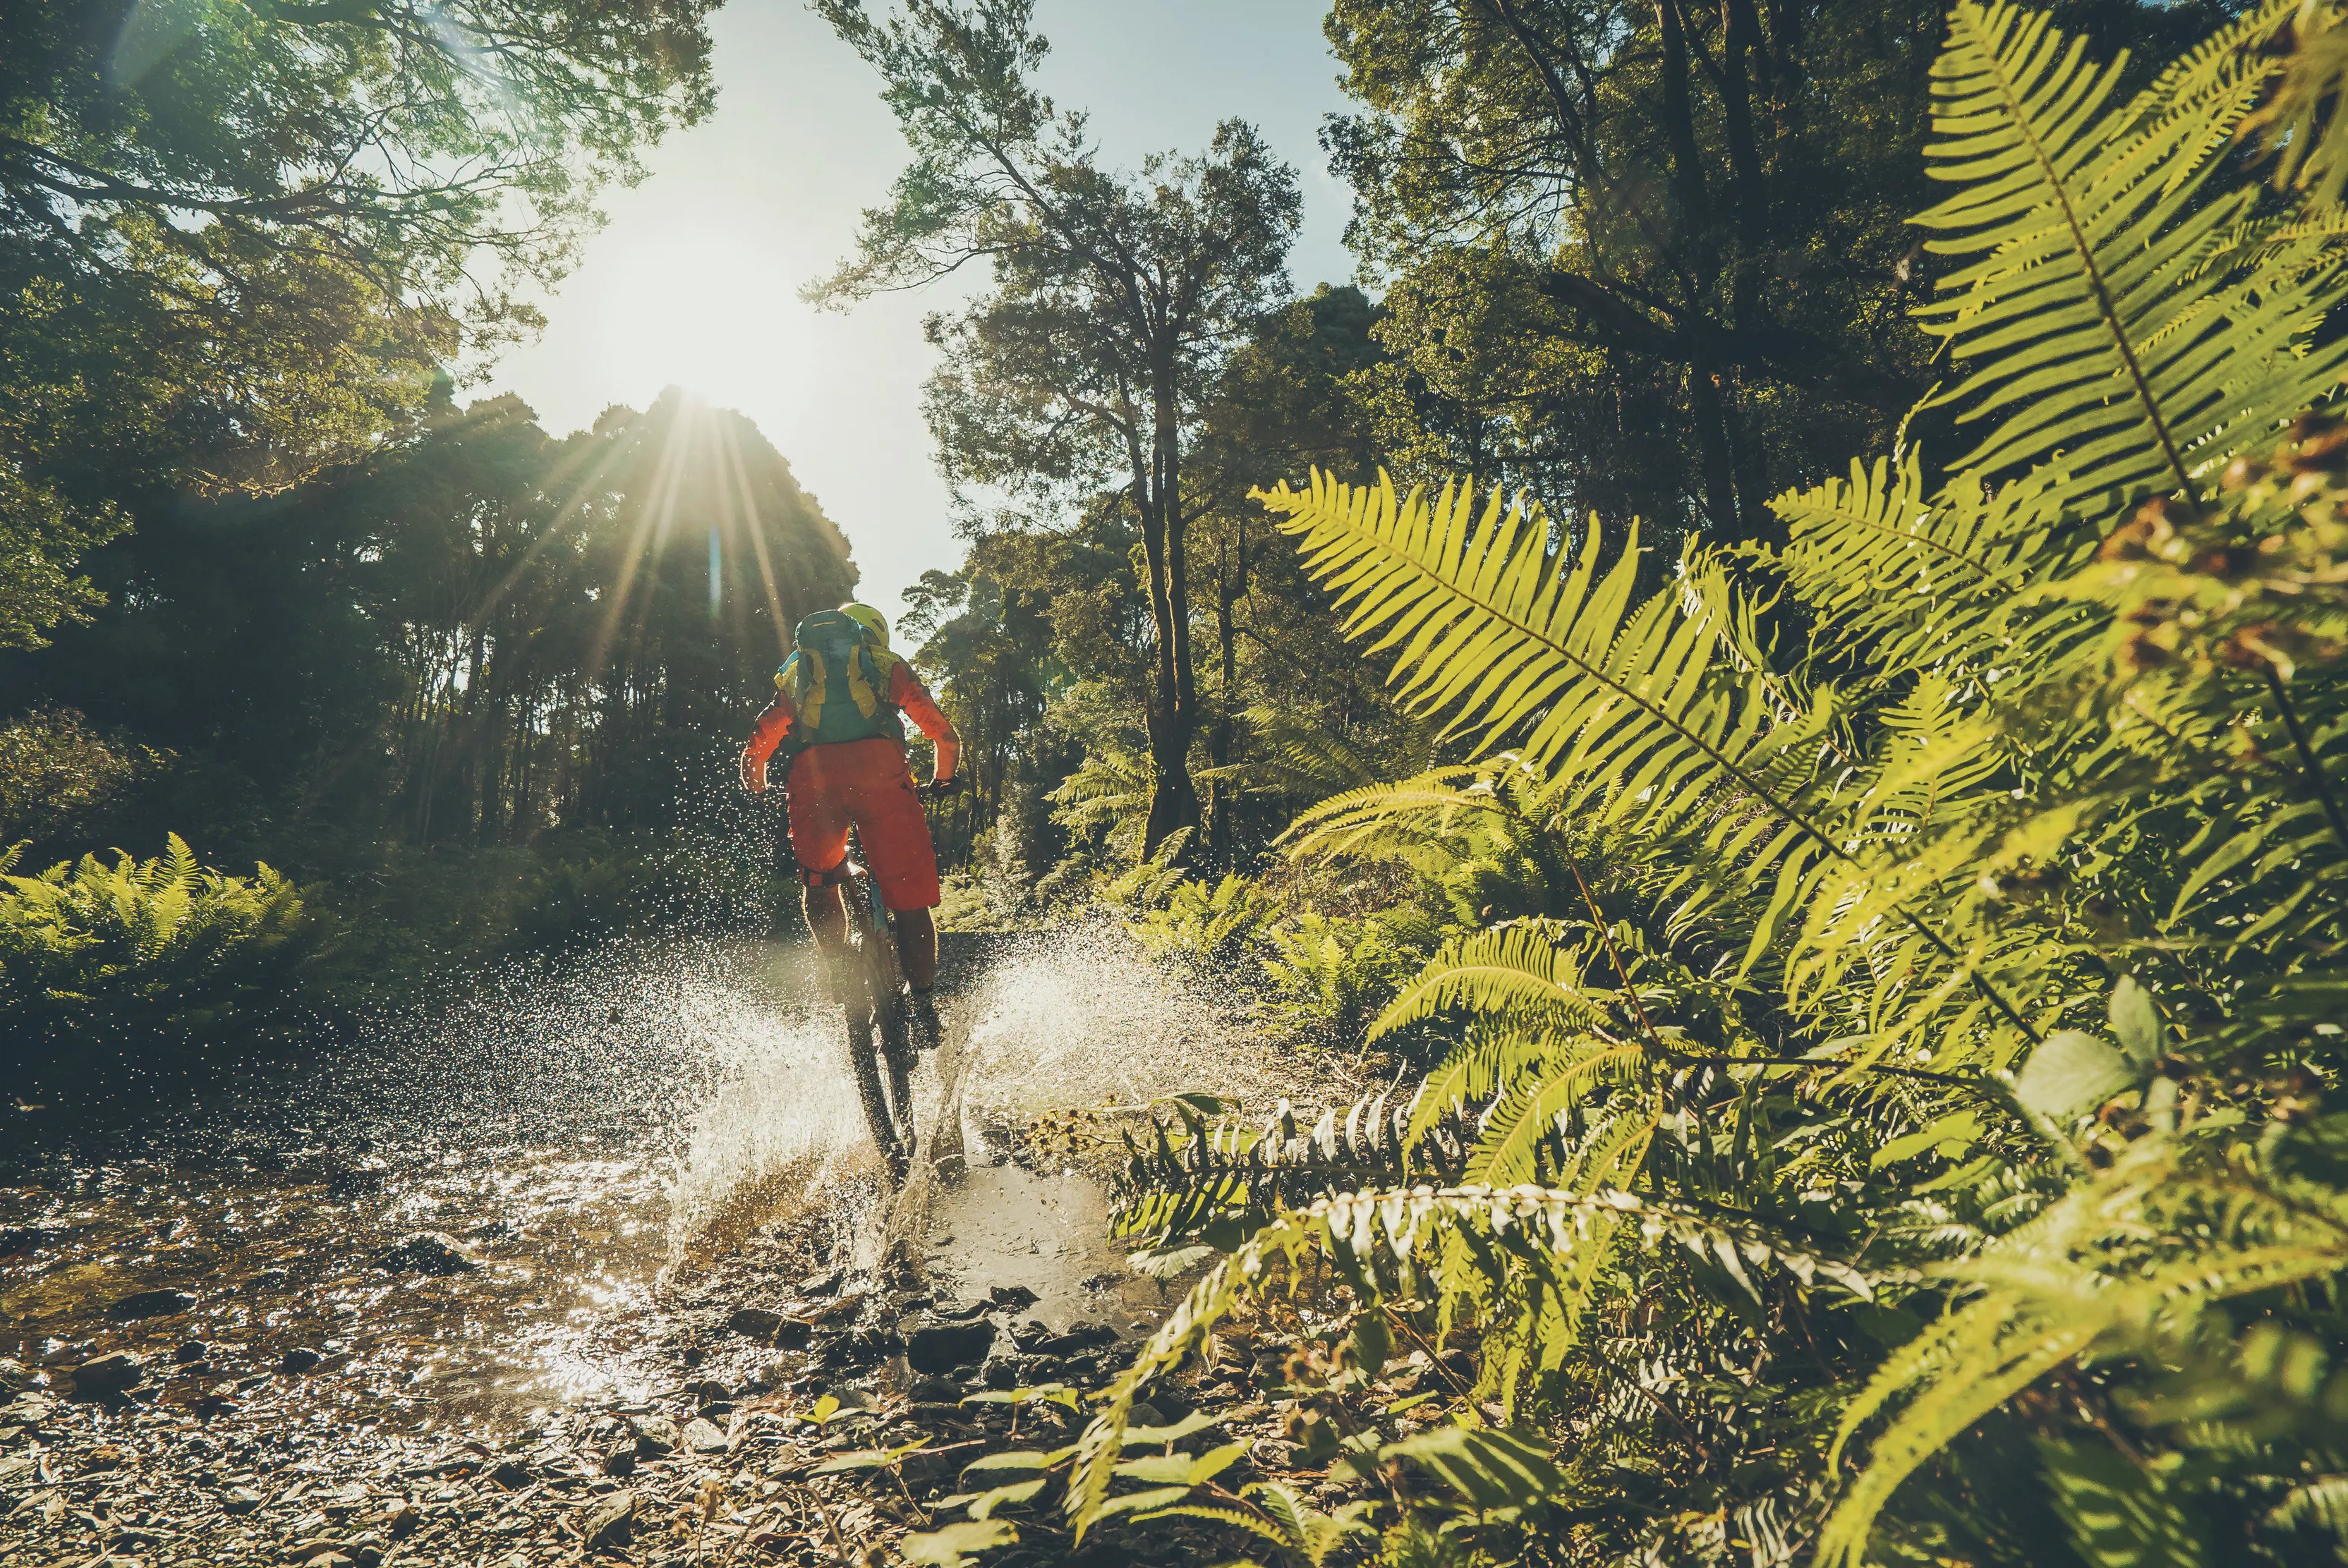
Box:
[1139,380,1202,856]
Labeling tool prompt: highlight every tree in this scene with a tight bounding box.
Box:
[0,0,719,647]
[809,0,1301,855]
[1321,0,2227,541]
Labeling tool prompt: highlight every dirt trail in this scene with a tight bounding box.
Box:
[0,925,1367,1567]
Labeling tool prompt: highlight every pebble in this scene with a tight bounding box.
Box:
[681,1418,728,1454]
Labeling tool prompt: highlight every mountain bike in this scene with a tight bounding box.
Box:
[835,829,918,1183]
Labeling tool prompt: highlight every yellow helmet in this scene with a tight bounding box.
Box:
[840,602,890,648]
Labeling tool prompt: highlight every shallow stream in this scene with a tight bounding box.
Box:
[0,925,1312,1441]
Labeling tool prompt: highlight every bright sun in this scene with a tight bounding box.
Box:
[581,225,813,421]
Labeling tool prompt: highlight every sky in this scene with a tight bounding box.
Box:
[485,1,1362,626]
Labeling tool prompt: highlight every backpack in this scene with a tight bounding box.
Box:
[777,609,907,748]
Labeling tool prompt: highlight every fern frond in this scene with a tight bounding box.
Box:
[1916,0,2348,513]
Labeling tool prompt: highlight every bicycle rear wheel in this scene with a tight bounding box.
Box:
[841,871,915,1179]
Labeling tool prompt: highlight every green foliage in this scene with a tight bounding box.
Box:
[1,0,717,646]
[0,834,312,1073]
[1132,874,1276,969]
[1075,4,2348,1564]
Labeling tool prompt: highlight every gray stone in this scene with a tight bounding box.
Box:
[71,1351,147,1397]
[0,1359,30,1394]
[375,1232,476,1275]
[223,1485,265,1514]
[579,1490,635,1550]
[906,1320,996,1373]
[629,1415,679,1457]
[681,1417,728,1454]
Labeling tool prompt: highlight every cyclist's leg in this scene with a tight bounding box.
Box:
[838,739,946,1047]
[890,906,937,989]
[783,753,857,991]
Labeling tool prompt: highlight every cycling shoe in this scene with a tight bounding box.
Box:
[907,988,943,1052]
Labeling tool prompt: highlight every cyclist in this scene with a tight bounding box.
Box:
[739,602,962,1048]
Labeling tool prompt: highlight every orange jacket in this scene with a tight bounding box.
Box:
[741,658,959,792]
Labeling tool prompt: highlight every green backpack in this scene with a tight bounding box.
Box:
[777,609,906,748]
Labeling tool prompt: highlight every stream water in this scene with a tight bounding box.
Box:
[0,925,1324,1445]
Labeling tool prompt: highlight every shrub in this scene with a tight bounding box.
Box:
[0,834,313,1078]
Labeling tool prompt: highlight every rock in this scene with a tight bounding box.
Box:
[279,1347,325,1375]
[981,1359,1022,1391]
[382,1502,420,1536]
[600,1448,637,1478]
[684,1377,730,1402]
[107,1288,197,1320]
[71,1352,147,1397]
[490,1457,531,1488]
[931,1299,989,1321]
[174,1339,208,1364]
[579,1490,636,1550]
[1,1391,56,1426]
[82,1442,130,1471]
[988,1284,1041,1311]
[629,1415,679,1457]
[1008,1318,1052,1352]
[681,1417,728,1454]
[800,1268,845,1296]
[247,1267,291,1291]
[907,1320,996,1373]
[1034,1321,1120,1356]
[375,1232,476,1275]
[725,1306,785,1342]
[223,1486,265,1514]
[0,1357,28,1392]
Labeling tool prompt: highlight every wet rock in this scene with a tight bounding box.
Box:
[931,1298,989,1321]
[246,1266,291,1291]
[106,1287,197,1320]
[815,1327,902,1372]
[174,1339,208,1364]
[629,1415,679,1457]
[987,1284,1040,1311]
[0,1225,63,1258]
[490,1458,531,1488]
[279,1345,327,1374]
[375,1232,476,1275]
[907,1320,996,1373]
[684,1378,730,1402]
[725,1306,785,1342]
[681,1417,728,1454]
[71,1352,147,1397]
[981,1359,1022,1391]
[223,1486,265,1514]
[0,1358,28,1393]
[1008,1319,1052,1353]
[799,1268,845,1296]
[580,1489,636,1550]
[1034,1321,1120,1356]
[382,1502,420,1536]
[600,1448,637,1478]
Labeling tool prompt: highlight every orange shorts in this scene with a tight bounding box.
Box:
[783,737,940,911]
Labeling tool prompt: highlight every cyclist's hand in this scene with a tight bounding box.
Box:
[921,774,964,801]
[740,749,768,795]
